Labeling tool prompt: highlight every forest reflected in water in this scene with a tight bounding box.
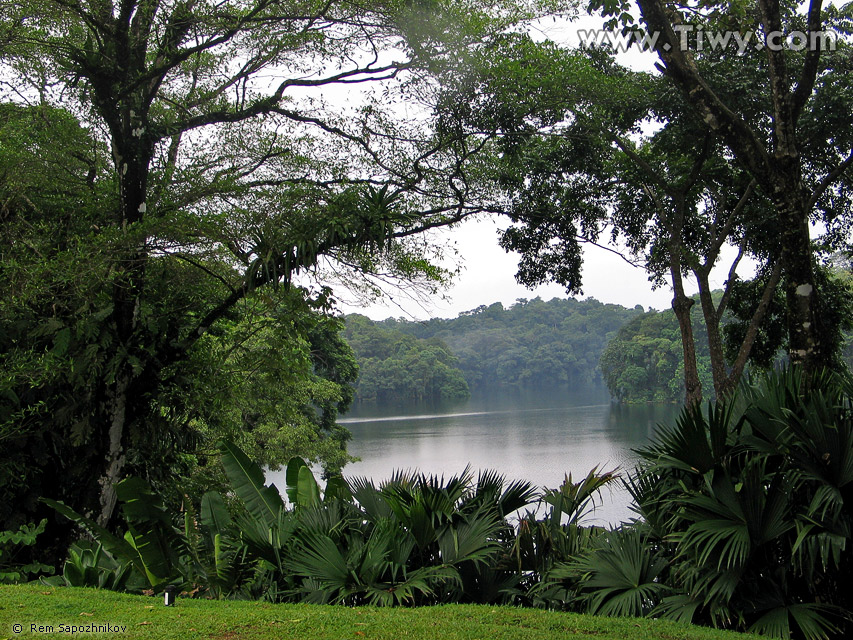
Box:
[335,389,679,525]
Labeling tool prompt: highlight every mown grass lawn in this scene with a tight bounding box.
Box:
[1,585,762,640]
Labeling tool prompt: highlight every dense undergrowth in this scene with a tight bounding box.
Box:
[2,368,851,640]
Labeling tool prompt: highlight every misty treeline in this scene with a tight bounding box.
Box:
[346,265,853,405]
[344,297,643,403]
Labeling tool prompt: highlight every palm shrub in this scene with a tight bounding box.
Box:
[284,498,462,605]
[215,441,455,604]
[41,440,620,607]
[40,441,540,604]
[218,443,539,605]
[629,368,853,640]
[568,526,669,617]
[513,468,618,608]
[327,467,538,605]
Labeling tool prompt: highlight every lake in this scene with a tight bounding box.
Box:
[268,388,680,526]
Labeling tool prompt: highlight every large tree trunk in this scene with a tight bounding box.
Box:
[694,275,727,398]
[98,374,130,527]
[776,189,822,370]
[672,291,702,405]
[669,236,702,405]
[94,100,155,526]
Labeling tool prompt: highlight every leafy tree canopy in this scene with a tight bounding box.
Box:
[344,314,469,404]
[433,7,853,400]
[350,296,643,394]
[0,0,536,545]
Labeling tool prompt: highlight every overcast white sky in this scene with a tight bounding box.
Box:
[336,19,760,321]
[338,213,754,320]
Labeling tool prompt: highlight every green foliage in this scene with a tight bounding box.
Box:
[724,263,853,373]
[514,469,619,608]
[600,304,713,403]
[570,527,669,618]
[42,478,197,592]
[42,469,259,597]
[602,265,853,404]
[348,296,642,400]
[285,457,324,509]
[344,314,470,403]
[172,293,360,478]
[0,102,362,564]
[214,439,545,605]
[628,368,853,639]
[37,439,626,610]
[434,15,853,397]
[1,0,526,562]
[41,541,132,590]
[0,103,116,533]
[0,519,52,583]
[32,364,853,640]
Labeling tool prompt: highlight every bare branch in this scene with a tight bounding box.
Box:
[717,239,746,318]
[792,0,825,121]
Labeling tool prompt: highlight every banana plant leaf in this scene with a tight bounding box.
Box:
[40,497,156,587]
[285,456,321,508]
[115,477,172,525]
[200,491,234,536]
[219,440,284,527]
[41,498,139,566]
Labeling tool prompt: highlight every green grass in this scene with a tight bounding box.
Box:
[0,585,761,640]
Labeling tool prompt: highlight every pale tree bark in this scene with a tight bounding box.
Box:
[98,374,130,527]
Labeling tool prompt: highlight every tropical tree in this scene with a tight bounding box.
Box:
[594,0,853,374]
[434,14,853,400]
[0,0,526,542]
[0,104,361,565]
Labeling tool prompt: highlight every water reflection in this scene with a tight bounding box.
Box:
[335,391,679,526]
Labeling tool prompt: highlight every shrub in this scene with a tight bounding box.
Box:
[629,368,853,640]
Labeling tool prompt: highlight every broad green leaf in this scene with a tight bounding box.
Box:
[297,465,321,508]
[200,491,233,535]
[219,440,284,527]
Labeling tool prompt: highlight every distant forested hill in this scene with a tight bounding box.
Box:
[599,308,713,403]
[344,297,644,403]
[345,269,853,406]
[599,268,853,403]
[343,315,470,404]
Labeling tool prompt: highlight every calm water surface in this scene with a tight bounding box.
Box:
[271,389,679,526]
